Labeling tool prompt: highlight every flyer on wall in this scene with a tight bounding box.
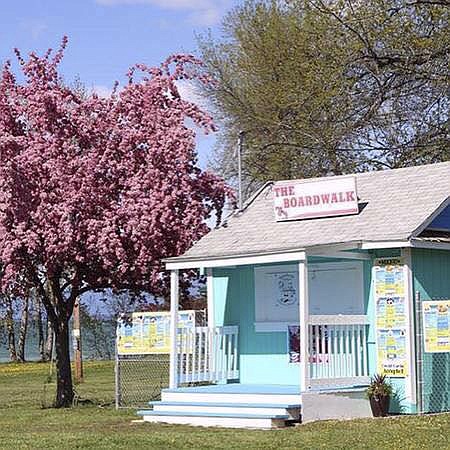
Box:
[374,258,408,378]
[423,300,450,353]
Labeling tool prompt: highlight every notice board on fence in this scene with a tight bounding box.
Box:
[117,311,196,355]
[423,300,450,353]
[374,258,408,377]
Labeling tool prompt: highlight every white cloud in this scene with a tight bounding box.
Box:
[20,19,48,40]
[175,80,208,108]
[95,0,230,26]
[187,7,222,26]
[90,85,115,98]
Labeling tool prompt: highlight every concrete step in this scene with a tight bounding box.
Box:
[149,401,301,420]
[161,389,301,405]
[137,410,290,429]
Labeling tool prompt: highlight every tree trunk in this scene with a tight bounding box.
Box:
[39,277,77,407]
[5,296,17,362]
[17,297,29,362]
[36,298,45,361]
[44,319,54,362]
[54,318,74,407]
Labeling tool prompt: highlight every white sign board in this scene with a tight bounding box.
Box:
[273,176,358,221]
[254,262,364,332]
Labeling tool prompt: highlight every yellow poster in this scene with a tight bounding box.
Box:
[374,258,405,297]
[117,311,196,355]
[376,329,408,377]
[423,300,450,353]
[374,258,408,378]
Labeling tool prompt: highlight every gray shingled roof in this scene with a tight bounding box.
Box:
[170,162,450,262]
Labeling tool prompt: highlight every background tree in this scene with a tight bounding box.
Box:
[1,294,17,361]
[198,0,449,193]
[0,38,231,406]
[16,295,29,362]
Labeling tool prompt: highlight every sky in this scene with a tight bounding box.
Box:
[0,0,238,167]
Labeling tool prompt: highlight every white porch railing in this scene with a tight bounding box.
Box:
[177,326,239,384]
[308,315,370,387]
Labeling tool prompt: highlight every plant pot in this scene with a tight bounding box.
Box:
[369,395,390,417]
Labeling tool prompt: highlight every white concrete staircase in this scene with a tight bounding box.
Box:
[137,384,302,429]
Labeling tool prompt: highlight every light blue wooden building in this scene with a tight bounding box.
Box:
[139,162,450,428]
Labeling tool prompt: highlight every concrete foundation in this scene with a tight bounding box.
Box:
[301,389,372,423]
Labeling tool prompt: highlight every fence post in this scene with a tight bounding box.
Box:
[169,269,179,389]
[115,325,120,409]
[415,290,424,414]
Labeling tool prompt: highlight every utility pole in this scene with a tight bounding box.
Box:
[73,298,84,383]
[237,131,244,211]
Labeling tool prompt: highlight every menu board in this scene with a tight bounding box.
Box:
[374,258,408,377]
[117,311,196,355]
[423,300,450,353]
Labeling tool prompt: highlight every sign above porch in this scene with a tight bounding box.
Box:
[273,176,359,221]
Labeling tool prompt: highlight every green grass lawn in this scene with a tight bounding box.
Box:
[0,361,449,449]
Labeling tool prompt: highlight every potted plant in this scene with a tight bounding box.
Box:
[366,374,392,417]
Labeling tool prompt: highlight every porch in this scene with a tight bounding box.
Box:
[166,248,374,391]
[174,318,370,389]
[144,248,376,427]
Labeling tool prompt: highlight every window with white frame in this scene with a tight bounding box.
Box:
[254,262,364,332]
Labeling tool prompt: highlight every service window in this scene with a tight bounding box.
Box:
[254,261,364,332]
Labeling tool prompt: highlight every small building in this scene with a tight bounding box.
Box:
[138,161,450,428]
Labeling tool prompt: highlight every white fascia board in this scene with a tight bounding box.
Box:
[165,251,306,270]
[352,239,450,251]
[361,241,412,250]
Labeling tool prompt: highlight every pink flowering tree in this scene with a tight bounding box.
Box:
[0,38,233,407]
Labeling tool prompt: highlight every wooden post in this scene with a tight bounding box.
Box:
[299,259,309,392]
[169,269,179,389]
[73,298,83,383]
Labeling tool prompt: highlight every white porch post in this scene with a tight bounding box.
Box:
[402,248,417,406]
[299,259,310,392]
[206,268,215,327]
[169,269,179,389]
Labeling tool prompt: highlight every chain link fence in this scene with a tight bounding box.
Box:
[115,354,170,408]
[115,310,206,408]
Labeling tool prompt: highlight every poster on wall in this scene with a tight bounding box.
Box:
[374,259,405,297]
[374,258,408,378]
[423,300,450,353]
[117,311,196,355]
[376,329,408,376]
[375,297,406,329]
